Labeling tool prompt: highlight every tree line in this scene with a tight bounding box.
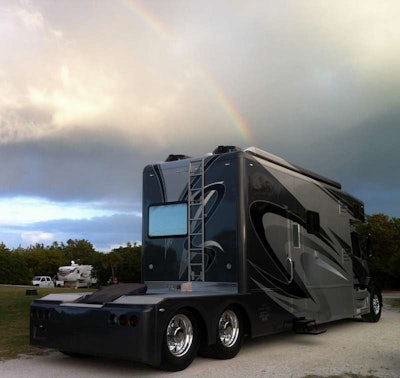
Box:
[355,214,400,289]
[0,239,141,286]
[0,213,399,289]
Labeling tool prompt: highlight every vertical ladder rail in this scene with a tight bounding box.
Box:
[188,159,205,281]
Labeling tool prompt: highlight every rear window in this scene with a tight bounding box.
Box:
[148,203,187,237]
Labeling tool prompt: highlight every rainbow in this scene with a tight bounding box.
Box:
[122,0,252,143]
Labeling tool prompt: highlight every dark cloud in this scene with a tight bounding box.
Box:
[283,109,395,184]
[0,124,242,204]
[0,213,142,251]
[0,130,145,203]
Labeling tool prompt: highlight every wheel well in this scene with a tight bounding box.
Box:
[178,307,208,347]
[229,303,252,338]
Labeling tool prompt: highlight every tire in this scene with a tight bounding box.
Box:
[201,306,244,359]
[362,286,382,322]
[159,309,200,371]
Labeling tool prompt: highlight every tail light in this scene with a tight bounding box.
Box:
[119,314,129,326]
[130,315,139,327]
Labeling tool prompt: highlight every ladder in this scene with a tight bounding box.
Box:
[188,159,205,281]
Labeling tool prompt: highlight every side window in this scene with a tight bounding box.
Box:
[351,231,361,258]
[41,277,45,281]
[306,211,320,234]
[292,223,300,248]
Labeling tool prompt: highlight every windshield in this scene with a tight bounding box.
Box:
[33,276,41,281]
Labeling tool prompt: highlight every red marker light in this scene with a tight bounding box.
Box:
[130,315,139,327]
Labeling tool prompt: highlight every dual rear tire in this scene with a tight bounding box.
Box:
[200,306,244,359]
[160,309,200,371]
[160,306,244,371]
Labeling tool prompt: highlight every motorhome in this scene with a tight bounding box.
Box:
[55,261,97,288]
[30,146,381,371]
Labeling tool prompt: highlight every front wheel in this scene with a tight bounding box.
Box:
[159,310,200,371]
[201,306,244,359]
[362,286,382,322]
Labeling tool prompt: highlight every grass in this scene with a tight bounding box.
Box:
[0,286,93,361]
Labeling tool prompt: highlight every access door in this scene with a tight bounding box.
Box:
[287,219,307,318]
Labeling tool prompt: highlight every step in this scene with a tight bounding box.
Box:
[296,328,326,335]
[295,318,315,325]
[293,318,327,335]
[354,289,369,301]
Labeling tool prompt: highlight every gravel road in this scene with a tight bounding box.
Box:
[1,296,399,378]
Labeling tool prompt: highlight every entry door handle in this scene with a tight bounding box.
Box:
[287,257,294,284]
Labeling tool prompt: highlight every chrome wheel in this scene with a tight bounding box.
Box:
[218,309,240,348]
[361,286,382,323]
[166,314,193,357]
[372,294,380,315]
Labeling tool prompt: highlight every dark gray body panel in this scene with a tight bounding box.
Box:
[142,153,241,284]
[244,153,362,322]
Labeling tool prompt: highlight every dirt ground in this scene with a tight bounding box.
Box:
[1,296,399,378]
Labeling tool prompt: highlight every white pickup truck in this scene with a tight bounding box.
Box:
[31,276,55,287]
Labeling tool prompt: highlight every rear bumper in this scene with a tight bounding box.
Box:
[30,301,159,366]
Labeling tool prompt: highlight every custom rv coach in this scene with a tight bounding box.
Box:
[30,146,382,371]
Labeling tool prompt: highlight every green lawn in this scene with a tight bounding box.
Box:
[0,286,93,361]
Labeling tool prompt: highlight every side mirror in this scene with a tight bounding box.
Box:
[366,234,373,258]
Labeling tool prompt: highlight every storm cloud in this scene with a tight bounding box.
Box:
[1,0,399,249]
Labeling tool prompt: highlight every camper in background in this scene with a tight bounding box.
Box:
[55,260,97,288]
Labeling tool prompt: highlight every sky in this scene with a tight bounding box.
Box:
[0,0,399,251]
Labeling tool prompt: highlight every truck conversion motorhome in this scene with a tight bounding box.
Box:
[30,146,381,371]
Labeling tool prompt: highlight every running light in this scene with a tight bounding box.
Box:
[109,314,118,325]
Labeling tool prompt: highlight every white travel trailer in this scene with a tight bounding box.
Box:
[56,261,97,288]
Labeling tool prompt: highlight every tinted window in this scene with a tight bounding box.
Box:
[306,211,320,234]
[292,223,300,248]
[351,232,361,257]
[149,203,188,237]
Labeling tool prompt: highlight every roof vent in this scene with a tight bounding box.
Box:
[212,145,241,155]
[165,154,191,162]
